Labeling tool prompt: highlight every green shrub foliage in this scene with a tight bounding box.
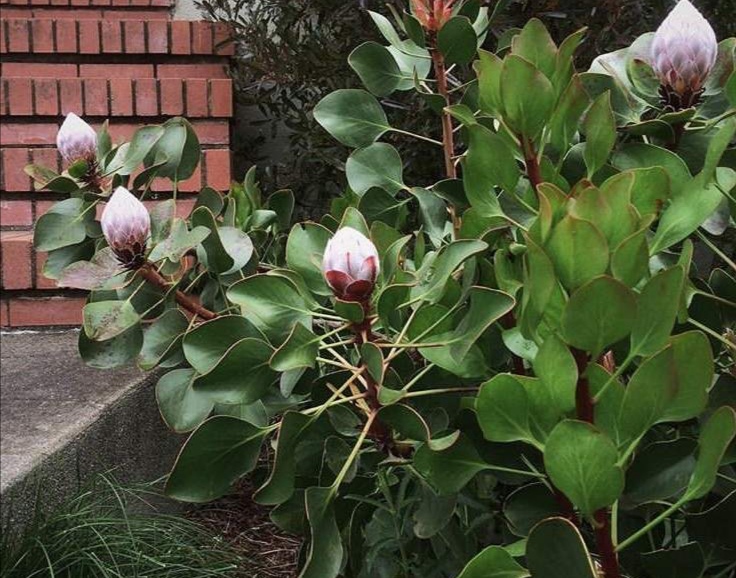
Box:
[30,1,736,577]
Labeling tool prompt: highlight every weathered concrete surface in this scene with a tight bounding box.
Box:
[0,330,184,530]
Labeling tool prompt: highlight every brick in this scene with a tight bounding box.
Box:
[185,78,207,117]
[79,19,100,54]
[157,63,227,79]
[41,8,102,18]
[213,22,234,55]
[0,81,6,116]
[35,251,57,289]
[0,300,8,327]
[101,20,122,53]
[209,79,232,117]
[110,78,133,115]
[2,149,32,190]
[0,200,33,227]
[130,0,148,6]
[204,149,231,190]
[9,297,85,326]
[160,78,183,116]
[134,78,157,116]
[104,9,168,20]
[2,62,76,78]
[146,19,167,53]
[190,121,229,144]
[59,78,83,115]
[123,20,144,53]
[1,231,33,289]
[34,79,59,116]
[8,78,33,115]
[7,19,30,53]
[83,78,109,116]
[0,123,58,145]
[31,147,60,174]
[31,18,54,53]
[191,21,212,54]
[80,63,153,78]
[170,20,190,55]
[71,0,90,6]
[55,18,77,52]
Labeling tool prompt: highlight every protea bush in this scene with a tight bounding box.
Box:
[27,1,736,576]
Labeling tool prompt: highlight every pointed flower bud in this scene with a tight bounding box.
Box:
[322,227,380,302]
[56,113,98,164]
[101,187,150,270]
[412,0,455,32]
[650,0,718,102]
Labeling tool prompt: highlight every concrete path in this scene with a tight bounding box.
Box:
[1,330,183,530]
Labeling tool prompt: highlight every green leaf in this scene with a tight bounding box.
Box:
[57,247,128,291]
[412,485,456,540]
[477,374,535,445]
[640,543,705,578]
[193,338,276,405]
[450,287,515,360]
[457,545,530,578]
[377,404,430,441]
[685,407,736,500]
[410,240,488,303]
[182,315,264,373]
[583,91,616,178]
[148,117,200,181]
[611,143,690,196]
[227,274,313,342]
[414,433,487,494]
[78,323,142,369]
[476,49,504,114]
[532,335,577,415]
[547,215,609,291]
[360,342,384,385]
[438,16,477,65]
[561,276,637,357]
[334,298,365,323]
[504,483,559,537]
[156,368,214,433]
[286,222,332,296]
[313,89,391,148]
[409,187,447,247]
[165,416,267,502]
[464,124,519,207]
[701,117,736,184]
[270,324,319,372]
[148,218,210,263]
[83,300,140,341]
[501,55,555,138]
[34,198,93,252]
[346,142,404,195]
[651,169,736,253]
[549,75,590,155]
[138,308,189,370]
[512,18,557,78]
[630,266,685,357]
[625,438,697,506]
[118,125,165,175]
[368,10,402,46]
[544,420,624,516]
[348,41,402,96]
[610,226,649,287]
[255,412,314,505]
[526,517,597,578]
[299,487,343,578]
[629,166,670,218]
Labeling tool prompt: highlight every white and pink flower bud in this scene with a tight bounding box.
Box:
[322,227,380,302]
[650,0,718,99]
[412,0,455,32]
[56,113,98,164]
[101,187,150,270]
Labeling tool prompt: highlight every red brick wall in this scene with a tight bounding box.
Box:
[0,0,234,327]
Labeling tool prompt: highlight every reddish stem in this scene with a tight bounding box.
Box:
[138,263,217,321]
[594,510,622,578]
[522,137,542,192]
[572,347,595,424]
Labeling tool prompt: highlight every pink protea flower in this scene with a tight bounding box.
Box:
[101,187,150,270]
[322,227,380,302]
[412,0,455,32]
[650,0,718,104]
[56,113,98,164]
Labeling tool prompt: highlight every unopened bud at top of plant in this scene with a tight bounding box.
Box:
[56,113,98,164]
[650,0,718,97]
[322,227,380,302]
[412,0,455,32]
[101,187,150,270]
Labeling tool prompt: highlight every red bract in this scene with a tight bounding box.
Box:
[412,0,455,32]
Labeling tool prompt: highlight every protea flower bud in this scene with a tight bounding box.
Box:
[322,227,380,302]
[56,113,98,164]
[101,187,150,270]
[650,0,718,108]
[412,0,455,32]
